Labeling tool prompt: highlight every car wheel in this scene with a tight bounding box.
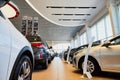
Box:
[43,59,48,69]
[79,57,100,75]
[12,55,32,80]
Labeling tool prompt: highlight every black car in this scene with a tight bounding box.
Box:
[26,35,51,69]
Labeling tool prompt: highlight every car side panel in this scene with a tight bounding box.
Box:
[100,45,120,72]
[4,17,33,80]
[0,15,11,80]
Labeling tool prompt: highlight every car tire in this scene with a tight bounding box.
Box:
[48,58,51,63]
[42,58,48,69]
[79,57,100,75]
[12,55,32,80]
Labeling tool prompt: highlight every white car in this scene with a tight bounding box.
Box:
[0,1,34,80]
[73,35,120,75]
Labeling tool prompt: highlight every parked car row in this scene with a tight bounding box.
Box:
[72,35,120,75]
[64,40,101,64]
[63,35,120,75]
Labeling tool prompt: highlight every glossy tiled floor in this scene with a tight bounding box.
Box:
[32,57,120,80]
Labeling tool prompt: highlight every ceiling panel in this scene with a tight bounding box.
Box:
[10,0,107,41]
[25,0,106,26]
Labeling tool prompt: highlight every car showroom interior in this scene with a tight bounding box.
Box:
[0,0,120,80]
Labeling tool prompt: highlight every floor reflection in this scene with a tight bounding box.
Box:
[32,57,120,80]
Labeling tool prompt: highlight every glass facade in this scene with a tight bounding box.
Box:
[97,18,106,40]
[70,0,120,48]
[71,14,113,48]
[90,14,113,42]
[118,3,120,32]
[90,25,97,41]
[105,15,113,38]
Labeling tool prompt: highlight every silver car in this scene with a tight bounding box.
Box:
[73,34,120,75]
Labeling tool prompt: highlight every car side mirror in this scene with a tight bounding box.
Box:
[102,41,111,47]
[49,46,52,49]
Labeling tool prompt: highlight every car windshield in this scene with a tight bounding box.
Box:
[26,36,42,42]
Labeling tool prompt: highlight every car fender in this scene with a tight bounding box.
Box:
[9,46,34,80]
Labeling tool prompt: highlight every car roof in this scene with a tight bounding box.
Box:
[109,34,120,42]
[26,35,42,42]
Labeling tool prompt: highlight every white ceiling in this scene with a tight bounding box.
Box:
[25,0,106,27]
[10,0,107,41]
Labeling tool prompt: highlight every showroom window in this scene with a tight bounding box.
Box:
[71,32,87,48]
[118,3,120,30]
[97,18,106,40]
[74,37,78,48]
[79,32,87,45]
[90,25,98,41]
[79,35,82,45]
[77,35,81,47]
[73,34,80,48]
[83,32,87,44]
[90,14,113,42]
[53,43,70,53]
[71,14,112,48]
[76,34,81,47]
[105,15,113,39]
[71,39,75,48]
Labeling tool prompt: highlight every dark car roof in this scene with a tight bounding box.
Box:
[26,36,42,42]
[26,35,50,48]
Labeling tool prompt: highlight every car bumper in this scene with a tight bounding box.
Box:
[72,57,78,68]
[35,59,46,65]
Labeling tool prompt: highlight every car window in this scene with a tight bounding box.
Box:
[26,36,42,42]
[110,36,120,45]
[43,41,49,48]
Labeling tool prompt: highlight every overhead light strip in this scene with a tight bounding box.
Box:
[52,14,90,16]
[59,19,86,21]
[75,14,90,16]
[47,6,96,9]
[59,19,71,21]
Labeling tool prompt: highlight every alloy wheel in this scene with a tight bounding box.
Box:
[82,60,95,73]
[18,61,31,80]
